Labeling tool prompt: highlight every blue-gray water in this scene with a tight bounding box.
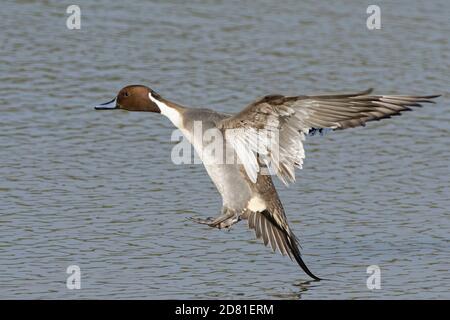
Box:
[0,0,449,299]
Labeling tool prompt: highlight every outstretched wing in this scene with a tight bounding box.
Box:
[218,88,439,185]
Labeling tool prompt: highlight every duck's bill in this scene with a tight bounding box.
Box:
[95,98,118,110]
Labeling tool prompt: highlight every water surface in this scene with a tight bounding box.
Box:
[0,0,449,299]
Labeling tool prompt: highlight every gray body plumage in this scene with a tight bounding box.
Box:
[181,108,253,212]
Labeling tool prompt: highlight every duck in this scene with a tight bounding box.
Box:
[95,85,439,280]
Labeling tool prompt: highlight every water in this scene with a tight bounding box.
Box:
[0,0,449,299]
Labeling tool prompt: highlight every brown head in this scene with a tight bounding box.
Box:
[95,85,161,112]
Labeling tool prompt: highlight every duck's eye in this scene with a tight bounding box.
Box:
[123,92,129,97]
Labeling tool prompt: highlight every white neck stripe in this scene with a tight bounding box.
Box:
[148,92,182,128]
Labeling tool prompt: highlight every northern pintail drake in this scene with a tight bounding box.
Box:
[95,85,439,280]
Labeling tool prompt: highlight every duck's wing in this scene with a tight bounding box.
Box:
[218,88,439,185]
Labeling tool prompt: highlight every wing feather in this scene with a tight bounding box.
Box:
[219,89,439,184]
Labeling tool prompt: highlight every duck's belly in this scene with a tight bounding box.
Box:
[184,125,253,210]
[203,163,252,210]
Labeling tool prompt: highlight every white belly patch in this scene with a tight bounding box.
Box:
[247,196,266,212]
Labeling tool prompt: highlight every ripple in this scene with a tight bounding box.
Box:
[0,0,449,299]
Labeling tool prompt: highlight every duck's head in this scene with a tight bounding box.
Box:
[95,85,161,113]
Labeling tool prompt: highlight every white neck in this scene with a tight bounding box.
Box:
[148,92,182,128]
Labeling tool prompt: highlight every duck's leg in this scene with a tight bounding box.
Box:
[189,208,241,229]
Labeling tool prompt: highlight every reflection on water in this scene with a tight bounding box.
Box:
[0,0,449,299]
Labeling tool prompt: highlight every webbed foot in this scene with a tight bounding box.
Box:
[188,214,240,230]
